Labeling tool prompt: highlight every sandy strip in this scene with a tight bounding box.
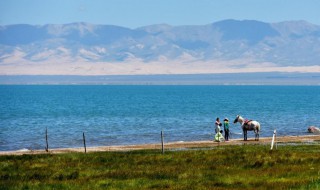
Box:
[1,135,319,156]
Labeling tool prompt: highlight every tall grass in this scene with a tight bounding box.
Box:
[1,144,320,189]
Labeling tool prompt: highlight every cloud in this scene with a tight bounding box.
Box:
[1,58,319,75]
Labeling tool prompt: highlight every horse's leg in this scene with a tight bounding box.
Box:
[256,123,260,141]
[243,129,245,141]
[243,129,247,141]
[256,127,260,141]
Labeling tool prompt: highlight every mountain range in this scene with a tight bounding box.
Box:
[1,19,320,75]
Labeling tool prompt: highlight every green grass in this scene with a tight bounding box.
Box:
[1,144,320,189]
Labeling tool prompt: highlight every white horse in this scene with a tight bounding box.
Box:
[233,115,261,141]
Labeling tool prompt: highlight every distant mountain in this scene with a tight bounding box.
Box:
[1,20,320,75]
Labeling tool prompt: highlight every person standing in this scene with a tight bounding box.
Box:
[214,117,224,142]
[215,117,222,134]
[223,118,230,141]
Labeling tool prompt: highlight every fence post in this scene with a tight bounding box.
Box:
[271,129,276,150]
[275,130,277,150]
[45,127,49,152]
[161,130,164,154]
[83,132,87,153]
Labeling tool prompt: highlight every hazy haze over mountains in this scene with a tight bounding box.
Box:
[1,19,320,75]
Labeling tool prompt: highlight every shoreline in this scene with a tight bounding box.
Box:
[1,135,319,156]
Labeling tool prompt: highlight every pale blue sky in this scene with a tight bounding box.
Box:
[0,0,319,28]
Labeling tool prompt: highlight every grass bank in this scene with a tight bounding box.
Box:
[1,144,320,189]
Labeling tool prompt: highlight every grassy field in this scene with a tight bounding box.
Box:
[1,144,320,189]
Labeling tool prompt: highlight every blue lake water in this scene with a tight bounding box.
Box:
[0,85,319,151]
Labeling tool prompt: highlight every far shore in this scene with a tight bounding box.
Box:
[1,135,319,156]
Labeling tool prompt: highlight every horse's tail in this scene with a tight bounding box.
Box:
[256,122,261,133]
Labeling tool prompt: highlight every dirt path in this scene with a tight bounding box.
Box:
[1,135,319,156]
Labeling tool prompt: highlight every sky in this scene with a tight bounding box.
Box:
[0,0,319,28]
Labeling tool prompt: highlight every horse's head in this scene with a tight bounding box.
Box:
[233,115,240,123]
[234,115,245,124]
